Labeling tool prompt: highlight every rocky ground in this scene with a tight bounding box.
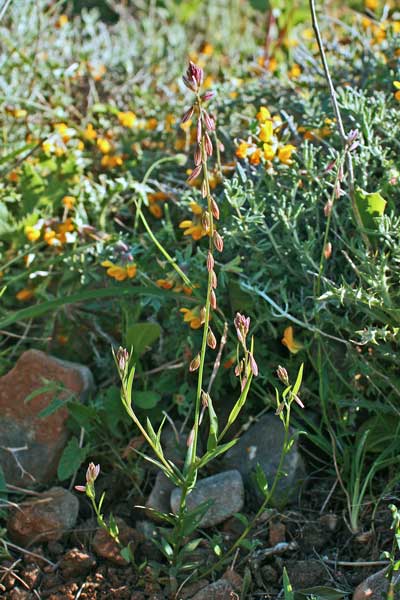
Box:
[0,351,396,599]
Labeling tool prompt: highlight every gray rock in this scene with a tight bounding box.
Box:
[353,568,400,600]
[286,560,327,589]
[170,470,244,528]
[223,414,305,506]
[0,350,93,485]
[146,472,175,520]
[7,487,79,546]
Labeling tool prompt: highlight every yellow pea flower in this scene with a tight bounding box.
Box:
[16,288,34,302]
[278,144,296,165]
[236,141,251,160]
[83,123,97,141]
[179,308,203,329]
[281,326,303,354]
[101,260,137,281]
[24,225,41,242]
[62,196,76,210]
[97,137,112,154]
[263,143,275,161]
[256,106,271,123]
[259,121,273,143]
[117,111,136,128]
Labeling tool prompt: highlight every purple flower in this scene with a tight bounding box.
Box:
[234,313,250,344]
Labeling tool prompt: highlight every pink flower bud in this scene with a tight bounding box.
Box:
[201,91,215,102]
[197,119,202,144]
[211,270,217,289]
[86,462,100,485]
[324,200,333,217]
[194,146,202,166]
[200,306,206,324]
[210,290,217,310]
[187,428,195,447]
[294,394,305,409]
[324,242,332,259]
[202,211,210,232]
[234,313,250,344]
[201,179,207,198]
[204,132,213,156]
[249,352,258,376]
[182,75,196,92]
[201,391,209,408]
[187,164,202,182]
[276,365,289,385]
[181,105,194,123]
[213,231,223,252]
[189,353,201,372]
[187,61,203,88]
[211,198,220,220]
[241,376,248,392]
[203,110,216,132]
[207,251,214,272]
[207,328,217,349]
[74,485,86,493]
[116,347,129,372]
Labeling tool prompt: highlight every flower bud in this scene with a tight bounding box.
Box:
[241,376,248,392]
[116,347,129,372]
[181,105,194,123]
[324,199,333,217]
[189,353,201,372]
[234,313,250,344]
[187,164,202,182]
[249,352,258,376]
[194,146,202,166]
[207,251,214,272]
[210,290,217,310]
[211,270,217,289]
[187,61,204,87]
[197,119,202,144]
[202,211,210,232]
[213,231,223,253]
[207,328,217,349]
[203,110,216,132]
[86,462,100,485]
[201,179,207,198]
[276,365,289,385]
[187,427,195,447]
[324,242,332,259]
[204,132,213,156]
[201,390,209,408]
[211,198,220,220]
[200,306,206,324]
[201,91,215,102]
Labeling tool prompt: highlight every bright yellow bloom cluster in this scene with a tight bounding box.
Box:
[394,81,400,102]
[101,260,137,281]
[97,137,112,154]
[117,111,137,128]
[101,155,124,169]
[25,225,41,242]
[179,202,208,241]
[235,106,296,168]
[179,307,203,329]
[43,218,75,246]
[156,274,195,296]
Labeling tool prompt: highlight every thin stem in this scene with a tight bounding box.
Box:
[309,0,368,244]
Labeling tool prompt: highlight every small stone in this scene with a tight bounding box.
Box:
[223,414,305,506]
[146,472,175,520]
[60,548,96,578]
[7,487,79,546]
[189,576,240,600]
[269,520,286,546]
[170,470,244,528]
[92,518,139,565]
[353,568,400,600]
[0,350,93,485]
[285,560,327,589]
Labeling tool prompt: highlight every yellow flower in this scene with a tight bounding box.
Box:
[201,42,214,56]
[236,141,251,160]
[268,57,277,72]
[147,118,158,130]
[101,260,137,281]
[97,137,112,154]
[203,75,214,89]
[44,229,57,246]
[101,154,123,168]
[54,122,71,142]
[394,82,400,102]
[256,106,271,123]
[179,220,207,241]
[118,111,136,128]
[16,288,34,302]
[281,326,303,354]
[263,143,275,161]
[88,63,106,81]
[83,123,97,141]
[179,308,202,329]
[5,107,27,118]
[288,64,301,79]
[189,201,203,215]
[24,225,41,242]
[393,22,400,34]
[62,196,75,210]
[365,0,378,10]
[56,14,68,27]
[259,121,273,143]
[165,113,176,132]
[156,278,174,290]
[278,144,296,165]
[249,148,262,165]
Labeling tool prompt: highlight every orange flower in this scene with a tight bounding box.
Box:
[101,260,137,281]
[250,148,262,165]
[62,196,75,210]
[156,279,174,289]
[236,142,251,160]
[281,326,303,354]
[180,307,202,329]
[16,288,34,301]
[83,123,97,141]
